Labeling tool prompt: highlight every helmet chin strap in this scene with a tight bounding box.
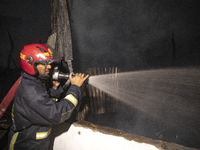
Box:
[32,62,41,77]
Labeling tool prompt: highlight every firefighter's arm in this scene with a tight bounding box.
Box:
[28,84,80,125]
[59,73,89,122]
[28,73,88,125]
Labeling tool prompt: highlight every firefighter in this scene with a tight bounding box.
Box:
[8,43,89,150]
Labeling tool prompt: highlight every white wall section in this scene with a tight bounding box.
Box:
[53,121,198,150]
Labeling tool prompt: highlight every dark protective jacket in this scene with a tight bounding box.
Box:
[8,72,81,150]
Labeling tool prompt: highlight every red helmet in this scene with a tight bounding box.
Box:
[20,43,54,75]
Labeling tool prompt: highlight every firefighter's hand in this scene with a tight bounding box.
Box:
[69,73,89,87]
[52,80,60,90]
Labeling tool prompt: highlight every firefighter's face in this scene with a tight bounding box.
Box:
[36,64,51,78]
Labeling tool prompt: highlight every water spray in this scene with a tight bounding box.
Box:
[87,67,200,131]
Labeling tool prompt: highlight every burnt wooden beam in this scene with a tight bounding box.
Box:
[50,0,73,62]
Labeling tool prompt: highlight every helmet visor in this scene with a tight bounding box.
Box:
[35,59,55,65]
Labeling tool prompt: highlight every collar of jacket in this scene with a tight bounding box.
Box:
[21,71,48,88]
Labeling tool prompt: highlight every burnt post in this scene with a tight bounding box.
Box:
[50,0,73,63]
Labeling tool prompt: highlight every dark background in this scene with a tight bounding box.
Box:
[1,0,200,148]
[71,0,200,72]
[1,0,200,73]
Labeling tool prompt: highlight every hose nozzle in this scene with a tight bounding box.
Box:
[52,66,89,84]
[52,66,70,81]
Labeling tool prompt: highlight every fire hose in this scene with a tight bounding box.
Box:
[0,76,22,119]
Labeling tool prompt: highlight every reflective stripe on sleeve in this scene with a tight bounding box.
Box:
[9,132,19,150]
[36,128,52,140]
[65,94,78,106]
[11,104,14,117]
[53,98,58,102]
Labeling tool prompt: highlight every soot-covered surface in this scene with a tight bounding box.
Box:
[87,105,200,149]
